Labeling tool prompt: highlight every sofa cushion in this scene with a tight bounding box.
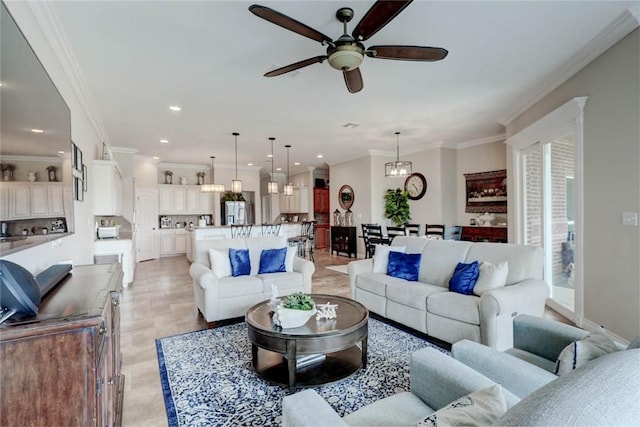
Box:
[195,238,246,267]
[555,331,618,375]
[356,272,394,297]
[258,271,303,293]
[258,247,287,274]
[229,248,251,277]
[418,240,472,287]
[465,243,543,285]
[372,245,405,273]
[505,348,557,373]
[417,384,507,427]
[217,275,263,298]
[285,246,296,272]
[344,391,435,427]
[449,261,479,295]
[209,248,232,278]
[427,292,480,325]
[388,252,422,281]
[245,236,288,275]
[386,280,447,310]
[473,261,508,296]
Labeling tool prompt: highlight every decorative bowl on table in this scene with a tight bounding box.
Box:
[272,292,316,328]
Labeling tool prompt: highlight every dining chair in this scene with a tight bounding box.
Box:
[444,225,462,240]
[362,223,384,258]
[386,225,406,242]
[404,224,420,236]
[424,224,445,239]
[231,224,252,238]
[287,221,313,258]
[261,223,281,236]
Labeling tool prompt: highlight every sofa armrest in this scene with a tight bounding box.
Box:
[512,314,587,361]
[282,389,347,427]
[293,257,315,294]
[189,262,219,289]
[451,339,557,399]
[479,279,550,349]
[410,347,520,411]
[347,259,373,298]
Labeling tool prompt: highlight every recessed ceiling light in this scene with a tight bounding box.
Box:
[160,139,169,144]
[294,162,300,166]
[152,156,160,160]
[276,167,282,171]
[169,105,181,112]
[267,154,273,158]
[31,128,44,133]
[342,122,360,129]
[247,163,254,166]
[317,154,323,158]
[57,150,65,154]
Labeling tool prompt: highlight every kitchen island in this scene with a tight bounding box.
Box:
[185,223,305,262]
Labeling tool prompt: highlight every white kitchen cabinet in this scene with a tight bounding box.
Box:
[175,229,188,253]
[158,185,212,215]
[0,183,9,219]
[158,186,173,214]
[199,191,212,214]
[11,184,30,218]
[30,184,49,217]
[279,187,309,213]
[159,228,187,256]
[94,238,134,286]
[93,160,123,216]
[186,187,199,213]
[47,184,65,216]
[173,187,186,213]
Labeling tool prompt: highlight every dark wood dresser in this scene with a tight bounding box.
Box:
[0,263,124,427]
[461,226,508,243]
[331,226,357,258]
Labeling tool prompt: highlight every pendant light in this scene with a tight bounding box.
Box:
[201,156,225,192]
[385,131,412,177]
[231,132,242,193]
[267,137,278,194]
[284,144,293,196]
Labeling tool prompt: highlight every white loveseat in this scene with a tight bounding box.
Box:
[189,236,315,326]
[348,236,548,350]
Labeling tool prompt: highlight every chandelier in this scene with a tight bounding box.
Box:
[201,155,225,193]
[385,131,412,177]
[267,137,278,194]
[231,132,242,193]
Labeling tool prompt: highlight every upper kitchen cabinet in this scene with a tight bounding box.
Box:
[313,187,329,214]
[158,184,212,215]
[280,187,309,214]
[93,160,123,216]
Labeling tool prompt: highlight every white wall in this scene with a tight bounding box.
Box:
[506,29,639,341]
[456,141,507,226]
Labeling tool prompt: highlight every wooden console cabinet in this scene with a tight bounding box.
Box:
[331,226,357,258]
[0,263,124,427]
[461,226,508,243]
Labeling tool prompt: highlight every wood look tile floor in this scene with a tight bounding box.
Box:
[119,249,569,426]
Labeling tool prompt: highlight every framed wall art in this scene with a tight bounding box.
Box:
[464,169,507,213]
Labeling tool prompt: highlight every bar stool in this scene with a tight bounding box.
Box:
[231,224,252,238]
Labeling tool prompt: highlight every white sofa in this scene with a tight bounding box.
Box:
[189,236,315,326]
[348,236,548,350]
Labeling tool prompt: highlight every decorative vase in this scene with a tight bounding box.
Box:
[273,304,316,328]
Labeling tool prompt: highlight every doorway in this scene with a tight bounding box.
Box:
[135,187,159,262]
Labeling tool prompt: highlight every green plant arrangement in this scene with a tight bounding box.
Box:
[384,188,411,226]
[221,191,245,202]
[282,292,314,310]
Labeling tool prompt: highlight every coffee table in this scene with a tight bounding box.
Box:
[246,294,368,390]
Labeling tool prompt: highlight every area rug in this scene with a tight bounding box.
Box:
[156,318,446,426]
[325,264,348,274]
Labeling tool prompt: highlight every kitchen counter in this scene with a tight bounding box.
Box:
[0,233,71,257]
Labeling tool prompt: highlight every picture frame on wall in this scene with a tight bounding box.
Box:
[74,176,84,202]
[82,164,88,192]
[464,169,507,213]
[71,142,78,170]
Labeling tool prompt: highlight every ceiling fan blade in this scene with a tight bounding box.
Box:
[264,56,327,77]
[352,0,413,41]
[366,45,448,61]
[249,4,333,45]
[343,68,363,94]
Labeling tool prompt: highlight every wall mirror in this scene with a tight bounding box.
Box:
[0,3,74,254]
[338,185,354,210]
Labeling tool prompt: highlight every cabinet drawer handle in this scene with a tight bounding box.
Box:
[112,298,120,306]
[99,325,108,335]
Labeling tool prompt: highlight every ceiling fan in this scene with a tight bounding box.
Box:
[249,0,448,93]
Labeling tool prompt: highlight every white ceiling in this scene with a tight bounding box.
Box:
[49,0,638,175]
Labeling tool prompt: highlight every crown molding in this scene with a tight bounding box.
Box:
[455,134,507,150]
[23,1,109,145]
[111,146,138,155]
[499,8,640,126]
[0,154,64,163]
[158,161,261,171]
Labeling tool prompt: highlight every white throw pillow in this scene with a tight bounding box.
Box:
[417,384,507,426]
[473,261,509,296]
[555,331,618,375]
[285,246,296,272]
[372,245,405,273]
[208,248,232,278]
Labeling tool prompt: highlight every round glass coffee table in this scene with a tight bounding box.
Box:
[246,294,368,390]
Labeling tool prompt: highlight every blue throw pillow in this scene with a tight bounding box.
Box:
[449,261,480,295]
[229,248,251,277]
[258,247,287,274]
[387,251,422,281]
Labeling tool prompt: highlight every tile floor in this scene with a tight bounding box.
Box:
[119,248,568,426]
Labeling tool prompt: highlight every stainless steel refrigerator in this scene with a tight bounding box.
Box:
[222,201,254,225]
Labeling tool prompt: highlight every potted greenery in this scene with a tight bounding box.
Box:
[273,292,316,328]
[384,188,411,226]
[221,191,245,202]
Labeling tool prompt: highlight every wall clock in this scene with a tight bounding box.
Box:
[404,173,427,200]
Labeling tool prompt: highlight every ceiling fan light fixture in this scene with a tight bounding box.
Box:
[328,48,364,71]
[385,131,412,178]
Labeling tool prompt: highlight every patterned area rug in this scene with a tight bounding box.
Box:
[156,318,446,426]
